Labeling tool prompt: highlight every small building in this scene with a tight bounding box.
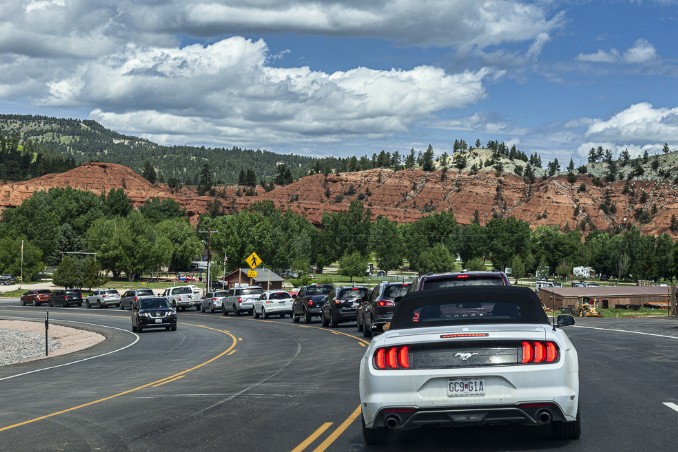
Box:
[224,268,284,291]
[538,286,672,310]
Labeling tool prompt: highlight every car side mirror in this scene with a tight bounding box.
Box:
[557,314,575,327]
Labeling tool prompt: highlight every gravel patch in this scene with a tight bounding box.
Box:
[0,320,105,366]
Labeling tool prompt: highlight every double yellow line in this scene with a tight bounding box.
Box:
[0,324,237,432]
[291,406,362,452]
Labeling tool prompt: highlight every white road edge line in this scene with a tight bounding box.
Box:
[663,402,678,413]
[0,318,139,382]
[572,325,678,341]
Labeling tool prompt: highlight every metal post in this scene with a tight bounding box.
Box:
[45,311,49,356]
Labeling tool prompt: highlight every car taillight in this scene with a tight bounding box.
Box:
[521,341,559,364]
[377,300,395,307]
[134,296,139,302]
[65,296,70,301]
[211,297,218,301]
[335,300,342,305]
[308,300,314,307]
[237,297,242,303]
[373,346,410,370]
[455,274,469,279]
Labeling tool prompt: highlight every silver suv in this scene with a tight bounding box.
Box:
[85,288,121,309]
[222,286,264,316]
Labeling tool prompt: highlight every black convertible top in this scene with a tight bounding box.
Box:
[390,286,550,330]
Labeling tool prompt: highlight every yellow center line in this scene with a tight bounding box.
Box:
[312,406,362,452]
[290,422,333,452]
[151,375,185,387]
[0,323,237,432]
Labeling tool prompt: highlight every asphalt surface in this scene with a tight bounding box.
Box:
[1,299,678,451]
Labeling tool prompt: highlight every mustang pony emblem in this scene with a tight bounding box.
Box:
[455,352,478,361]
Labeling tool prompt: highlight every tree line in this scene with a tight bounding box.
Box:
[1,187,677,286]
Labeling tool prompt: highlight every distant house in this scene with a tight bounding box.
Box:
[224,268,284,291]
[538,286,672,310]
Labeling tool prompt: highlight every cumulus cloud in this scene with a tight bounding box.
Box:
[572,103,678,160]
[575,39,658,64]
[64,37,495,147]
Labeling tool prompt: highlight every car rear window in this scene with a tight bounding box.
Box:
[269,292,291,300]
[391,287,549,329]
[422,275,506,289]
[305,285,333,295]
[174,287,192,294]
[384,284,409,299]
[214,291,228,297]
[242,288,263,295]
[138,289,154,296]
[65,290,81,296]
[338,288,368,299]
[37,289,52,294]
[104,289,119,295]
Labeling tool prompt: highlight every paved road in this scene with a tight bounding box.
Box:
[1,300,678,451]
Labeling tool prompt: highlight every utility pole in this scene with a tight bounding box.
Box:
[199,229,219,295]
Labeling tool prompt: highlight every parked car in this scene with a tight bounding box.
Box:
[0,274,16,285]
[359,286,580,445]
[407,270,510,294]
[20,289,52,306]
[321,285,369,327]
[49,289,83,307]
[292,283,334,324]
[119,288,156,310]
[357,282,410,337]
[201,290,228,313]
[131,297,177,333]
[85,288,121,309]
[187,284,202,298]
[162,285,201,311]
[253,290,294,319]
[222,286,264,316]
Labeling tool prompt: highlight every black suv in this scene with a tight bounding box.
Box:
[357,281,411,337]
[407,271,510,294]
[49,289,84,307]
[321,285,369,327]
[292,283,334,324]
[132,297,177,333]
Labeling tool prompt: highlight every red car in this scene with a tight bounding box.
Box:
[20,289,53,306]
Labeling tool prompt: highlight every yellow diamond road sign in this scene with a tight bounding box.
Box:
[247,270,258,278]
[245,252,262,270]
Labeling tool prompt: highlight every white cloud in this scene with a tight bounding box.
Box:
[576,39,658,65]
[576,49,620,63]
[585,103,678,142]
[62,37,495,148]
[622,39,657,64]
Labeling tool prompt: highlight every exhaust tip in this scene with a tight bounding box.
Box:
[384,415,401,429]
[537,410,551,424]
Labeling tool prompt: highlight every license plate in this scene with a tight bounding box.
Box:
[155,319,162,323]
[448,378,485,397]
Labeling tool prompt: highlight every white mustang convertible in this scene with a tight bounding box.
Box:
[359,286,580,445]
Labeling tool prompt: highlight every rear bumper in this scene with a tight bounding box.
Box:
[370,403,569,429]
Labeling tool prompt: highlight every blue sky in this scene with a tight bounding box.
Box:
[1,1,678,166]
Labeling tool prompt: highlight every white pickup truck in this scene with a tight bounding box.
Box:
[162,286,200,311]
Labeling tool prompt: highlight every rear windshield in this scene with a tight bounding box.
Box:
[65,290,81,295]
[242,288,263,295]
[269,292,291,300]
[305,285,333,295]
[173,287,193,294]
[141,298,170,309]
[104,289,119,295]
[214,291,228,297]
[423,276,505,289]
[138,289,155,296]
[384,284,409,299]
[37,289,52,294]
[338,288,368,299]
